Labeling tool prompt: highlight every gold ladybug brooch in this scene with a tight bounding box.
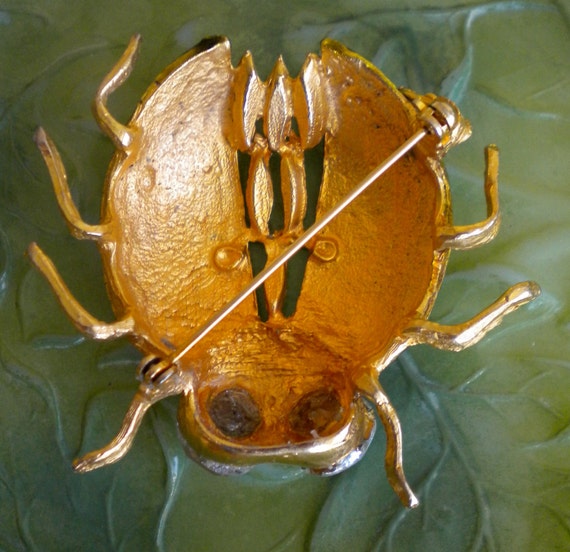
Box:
[30,35,540,508]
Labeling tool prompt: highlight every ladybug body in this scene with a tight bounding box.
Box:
[30,36,539,507]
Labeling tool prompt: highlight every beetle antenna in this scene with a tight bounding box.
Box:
[73,358,184,472]
[357,376,419,508]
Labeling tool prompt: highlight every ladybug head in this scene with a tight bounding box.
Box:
[175,322,376,474]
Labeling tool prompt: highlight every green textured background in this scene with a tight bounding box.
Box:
[0,1,568,550]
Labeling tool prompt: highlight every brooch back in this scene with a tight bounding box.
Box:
[29,35,540,508]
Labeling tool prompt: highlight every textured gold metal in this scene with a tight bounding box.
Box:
[29,35,540,508]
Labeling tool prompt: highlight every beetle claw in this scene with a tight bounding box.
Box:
[403,281,541,352]
[28,242,134,340]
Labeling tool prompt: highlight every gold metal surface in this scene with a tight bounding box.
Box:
[29,35,540,508]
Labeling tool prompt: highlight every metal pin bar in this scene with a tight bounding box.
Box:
[172,128,427,363]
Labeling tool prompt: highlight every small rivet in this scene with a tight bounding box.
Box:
[313,238,338,262]
[213,245,245,270]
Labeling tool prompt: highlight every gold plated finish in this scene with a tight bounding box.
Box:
[30,36,540,508]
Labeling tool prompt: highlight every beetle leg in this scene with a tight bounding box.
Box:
[92,34,140,150]
[358,377,419,508]
[403,281,540,351]
[73,360,184,472]
[437,146,501,251]
[28,243,134,340]
[34,128,108,241]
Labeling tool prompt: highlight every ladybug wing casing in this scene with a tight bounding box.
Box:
[100,38,256,356]
[292,40,451,371]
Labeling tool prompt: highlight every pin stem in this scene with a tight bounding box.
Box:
[172,128,427,363]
